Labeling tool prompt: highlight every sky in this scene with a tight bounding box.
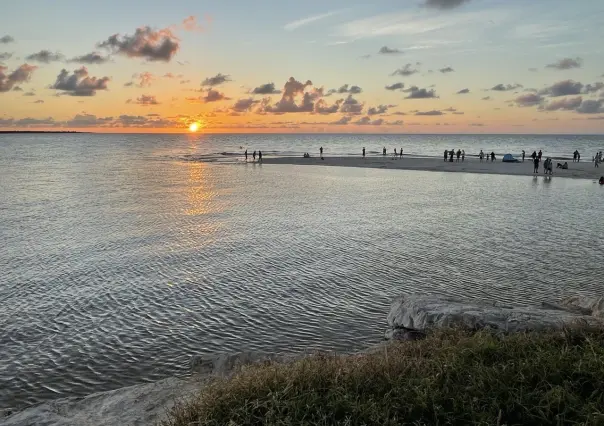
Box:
[1,0,604,134]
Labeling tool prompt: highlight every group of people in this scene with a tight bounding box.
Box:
[443,149,466,162]
[478,150,495,162]
[244,149,262,162]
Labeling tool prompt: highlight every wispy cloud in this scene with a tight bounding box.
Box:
[333,9,505,40]
[284,11,341,31]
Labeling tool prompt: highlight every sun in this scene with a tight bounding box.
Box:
[189,122,200,132]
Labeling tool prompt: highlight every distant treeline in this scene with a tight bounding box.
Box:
[0,131,90,134]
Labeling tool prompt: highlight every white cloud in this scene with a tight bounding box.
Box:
[283,10,341,31]
[332,9,507,40]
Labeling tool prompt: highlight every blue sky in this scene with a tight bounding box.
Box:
[1,0,604,133]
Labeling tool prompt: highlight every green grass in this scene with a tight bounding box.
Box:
[163,329,604,425]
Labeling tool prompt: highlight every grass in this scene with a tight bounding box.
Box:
[163,329,604,425]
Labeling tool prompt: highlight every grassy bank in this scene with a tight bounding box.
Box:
[163,329,604,425]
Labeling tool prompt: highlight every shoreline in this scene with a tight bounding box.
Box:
[4,293,603,425]
[260,155,603,180]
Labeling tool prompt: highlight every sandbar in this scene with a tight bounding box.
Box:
[261,156,603,180]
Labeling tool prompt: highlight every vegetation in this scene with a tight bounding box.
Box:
[163,329,604,425]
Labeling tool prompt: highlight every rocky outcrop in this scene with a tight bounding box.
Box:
[0,377,199,426]
[385,294,604,340]
[1,352,292,426]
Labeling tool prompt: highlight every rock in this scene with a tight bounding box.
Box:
[385,294,604,339]
[0,377,202,426]
[2,352,302,426]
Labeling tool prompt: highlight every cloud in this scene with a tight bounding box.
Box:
[69,52,111,64]
[539,79,583,97]
[470,123,484,127]
[330,115,352,125]
[528,68,538,72]
[442,107,456,112]
[163,73,183,79]
[583,82,604,94]
[0,35,14,44]
[385,82,405,91]
[404,86,438,99]
[481,96,491,100]
[439,66,454,73]
[332,84,362,94]
[23,91,35,96]
[339,94,364,114]
[201,73,231,86]
[391,63,419,77]
[415,110,443,116]
[388,120,404,125]
[0,117,59,128]
[379,46,403,54]
[491,83,523,91]
[98,26,179,62]
[51,67,110,96]
[576,99,604,114]
[202,88,230,103]
[545,57,582,70]
[33,99,44,104]
[258,77,319,114]
[251,82,281,95]
[314,98,343,114]
[128,94,160,105]
[134,72,155,87]
[354,116,384,125]
[367,104,394,115]
[422,0,471,10]
[182,15,210,32]
[65,114,114,127]
[231,98,259,112]
[0,64,37,92]
[541,96,582,111]
[452,111,465,115]
[25,50,65,63]
[180,79,190,84]
[513,93,544,107]
[456,88,470,94]
[283,11,339,31]
[0,52,12,60]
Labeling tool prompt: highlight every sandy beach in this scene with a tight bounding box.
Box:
[262,156,603,180]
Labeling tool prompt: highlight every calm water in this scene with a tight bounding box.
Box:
[1,133,603,410]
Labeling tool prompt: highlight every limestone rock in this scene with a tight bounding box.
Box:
[385,294,604,339]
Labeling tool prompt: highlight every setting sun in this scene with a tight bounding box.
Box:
[189,122,200,132]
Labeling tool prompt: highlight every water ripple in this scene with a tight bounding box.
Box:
[1,134,603,411]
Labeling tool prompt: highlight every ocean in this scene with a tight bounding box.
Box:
[1,133,603,410]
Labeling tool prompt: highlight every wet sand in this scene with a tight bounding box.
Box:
[261,156,603,180]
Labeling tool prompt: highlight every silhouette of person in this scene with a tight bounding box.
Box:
[258,150,262,162]
[253,150,256,161]
[362,147,366,158]
[245,149,248,160]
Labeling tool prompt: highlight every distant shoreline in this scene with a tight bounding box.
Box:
[0,131,91,134]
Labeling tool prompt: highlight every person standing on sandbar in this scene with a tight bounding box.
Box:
[362,147,366,158]
[258,150,262,162]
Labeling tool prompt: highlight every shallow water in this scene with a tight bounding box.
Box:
[1,133,603,410]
